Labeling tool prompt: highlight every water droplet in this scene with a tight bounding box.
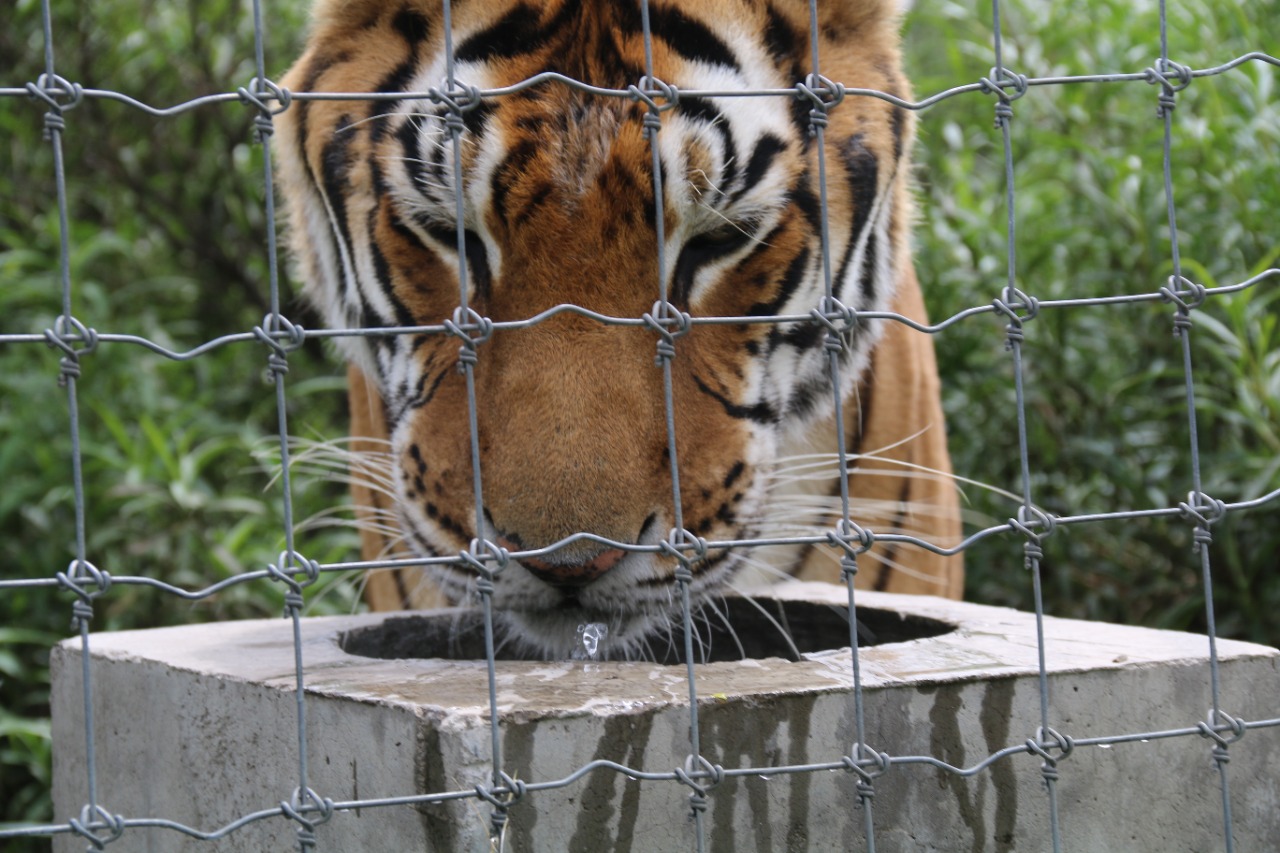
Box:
[572,622,609,661]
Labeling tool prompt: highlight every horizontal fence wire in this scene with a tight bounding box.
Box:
[1,0,1278,850]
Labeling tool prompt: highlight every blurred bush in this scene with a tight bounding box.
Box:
[1,0,352,841]
[906,0,1279,639]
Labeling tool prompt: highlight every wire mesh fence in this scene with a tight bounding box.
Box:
[1,0,1278,850]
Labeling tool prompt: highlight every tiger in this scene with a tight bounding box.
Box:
[275,0,962,659]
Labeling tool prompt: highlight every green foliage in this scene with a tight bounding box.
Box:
[905,1,1280,639]
[0,0,1275,845]
[2,0,353,844]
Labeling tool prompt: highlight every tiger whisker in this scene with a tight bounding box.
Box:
[719,586,803,661]
[339,111,447,134]
[723,550,796,584]
[690,607,715,663]
[764,448,1022,505]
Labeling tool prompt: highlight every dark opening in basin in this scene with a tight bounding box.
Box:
[340,597,954,664]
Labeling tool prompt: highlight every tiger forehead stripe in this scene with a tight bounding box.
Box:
[454,2,742,72]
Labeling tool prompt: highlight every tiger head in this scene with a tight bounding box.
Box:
[277,0,939,658]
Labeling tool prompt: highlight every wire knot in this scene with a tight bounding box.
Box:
[68,803,125,850]
[631,77,678,140]
[27,73,85,111]
[1026,726,1073,789]
[267,550,321,593]
[980,68,1028,127]
[259,313,307,349]
[254,314,306,381]
[811,296,858,354]
[476,769,527,811]
[43,111,66,135]
[1158,275,1206,310]
[280,787,334,847]
[433,81,482,113]
[1145,59,1192,118]
[843,743,890,785]
[1159,275,1206,336]
[460,538,510,581]
[660,528,707,582]
[1197,709,1246,751]
[27,74,83,139]
[675,754,723,813]
[444,110,467,135]
[58,355,82,382]
[796,74,845,137]
[44,315,99,387]
[70,599,95,632]
[828,517,875,560]
[629,76,679,113]
[283,590,305,615]
[253,113,276,140]
[431,81,483,137]
[980,69,1030,100]
[1009,505,1055,569]
[642,111,664,138]
[643,300,691,366]
[476,771,525,842]
[237,77,292,142]
[992,287,1038,350]
[444,306,494,373]
[1179,491,1224,553]
[56,559,112,611]
[1179,490,1224,526]
[268,350,292,378]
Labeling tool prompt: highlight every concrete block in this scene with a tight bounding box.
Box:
[51,583,1280,851]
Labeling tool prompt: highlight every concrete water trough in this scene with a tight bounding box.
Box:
[51,582,1280,851]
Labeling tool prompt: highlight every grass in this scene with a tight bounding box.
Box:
[0,0,1276,845]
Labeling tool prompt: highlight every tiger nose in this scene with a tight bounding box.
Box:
[495,536,627,587]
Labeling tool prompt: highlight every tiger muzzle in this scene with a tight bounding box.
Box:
[495,535,627,587]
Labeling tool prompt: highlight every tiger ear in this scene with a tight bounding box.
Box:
[775,0,902,34]
[765,0,902,65]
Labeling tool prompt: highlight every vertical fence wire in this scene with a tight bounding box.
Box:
[434,1,523,845]
[1150,1,1238,848]
[986,1,1068,848]
[799,0,884,847]
[0,1,1278,851]
[243,0,338,847]
[636,3,716,847]
[34,0,115,847]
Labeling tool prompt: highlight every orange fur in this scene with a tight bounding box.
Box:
[276,0,962,646]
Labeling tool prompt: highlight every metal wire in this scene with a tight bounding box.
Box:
[1,0,1278,850]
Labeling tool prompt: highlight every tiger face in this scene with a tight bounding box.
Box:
[277,0,960,658]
